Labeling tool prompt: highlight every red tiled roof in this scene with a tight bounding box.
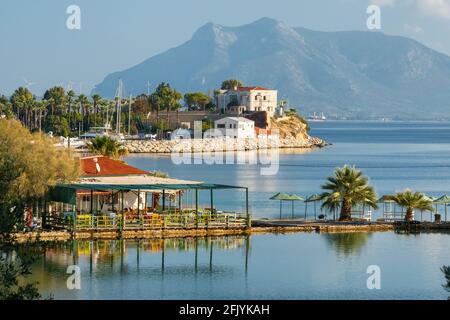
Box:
[235,86,271,91]
[80,156,149,176]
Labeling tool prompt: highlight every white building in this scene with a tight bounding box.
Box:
[216,86,278,115]
[214,117,255,139]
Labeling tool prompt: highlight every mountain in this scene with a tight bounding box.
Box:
[94,17,450,120]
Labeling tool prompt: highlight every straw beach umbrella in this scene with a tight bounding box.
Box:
[287,194,304,219]
[270,193,290,219]
[305,194,321,220]
[435,195,450,222]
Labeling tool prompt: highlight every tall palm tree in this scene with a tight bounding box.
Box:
[319,165,378,221]
[10,87,34,124]
[92,93,102,127]
[392,189,434,222]
[86,136,128,159]
[76,94,90,132]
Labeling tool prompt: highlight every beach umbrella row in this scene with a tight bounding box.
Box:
[269,193,304,219]
[270,193,324,219]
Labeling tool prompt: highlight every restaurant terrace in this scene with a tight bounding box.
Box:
[41,156,250,232]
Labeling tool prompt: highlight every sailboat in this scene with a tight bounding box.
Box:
[80,80,125,142]
[307,112,327,122]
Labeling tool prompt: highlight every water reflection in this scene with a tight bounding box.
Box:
[32,236,251,296]
[323,233,371,256]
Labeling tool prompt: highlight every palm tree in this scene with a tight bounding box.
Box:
[319,165,378,221]
[76,94,90,132]
[92,93,102,127]
[392,189,434,222]
[10,87,34,124]
[86,136,128,159]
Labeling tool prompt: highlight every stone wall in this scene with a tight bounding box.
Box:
[124,136,327,153]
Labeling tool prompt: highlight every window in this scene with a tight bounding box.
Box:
[263,96,266,100]
[217,124,225,128]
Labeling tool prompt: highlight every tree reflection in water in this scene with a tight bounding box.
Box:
[324,232,371,256]
[32,236,251,276]
[442,265,450,299]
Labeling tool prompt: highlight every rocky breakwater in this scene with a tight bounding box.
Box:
[124,136,326,154]
[124,115,327,153]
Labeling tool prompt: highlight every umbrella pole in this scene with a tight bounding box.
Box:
[304,202,308,221]
[446,203,448,222]
[280,201,282,219]
[304,201,307,220]
[314,201,317,220]
[291,201,294,219]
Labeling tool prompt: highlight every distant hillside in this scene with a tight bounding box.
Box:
[95,18,450,120]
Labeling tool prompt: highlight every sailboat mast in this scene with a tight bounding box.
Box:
[115,80,123,134]
[128,94,132,135]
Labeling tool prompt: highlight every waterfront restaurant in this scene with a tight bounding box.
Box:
[44,156,250,231]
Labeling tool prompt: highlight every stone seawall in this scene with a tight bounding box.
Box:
[124,136,327,153]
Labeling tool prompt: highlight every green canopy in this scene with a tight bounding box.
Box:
[305,194,321,202]
[434,195,450,204]
[287,194,304,201]
[270,192,292,201]
[270,193,303,219]
[304,194,322,220]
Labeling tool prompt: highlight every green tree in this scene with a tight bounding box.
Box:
[76,94,90,132]
[10,87,34,127]
[91,94,103,127]
[151,83,182,129]
[86,136,128,159]
[0,95,12,118]
[319,166,378,221]
[43,86,65,116]
[0,118,79,299]
[221,79,244,90]
[184,92,211,111]
[66,90,76,133]
[442,265,450,298]
[392,189,434,222]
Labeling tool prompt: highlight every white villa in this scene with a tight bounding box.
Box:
[216,86,278,116]
[214,117,255,139]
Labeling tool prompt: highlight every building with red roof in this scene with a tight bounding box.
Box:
[80,156,149,177]
[216,86,278,116]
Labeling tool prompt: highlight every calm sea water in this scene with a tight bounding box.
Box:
[29,121,450,299]
[126,121,450,220]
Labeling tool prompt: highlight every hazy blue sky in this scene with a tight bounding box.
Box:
[1,0,450,95]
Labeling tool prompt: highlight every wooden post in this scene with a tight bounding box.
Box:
[195,188,199,228]
[162,190,166,228]
[111,190,115,212]
[444,203,447,222]
[209,189,213,229]
[304,202,308,220]
[144,192,148,214]
[90,190,93,214]
[280,201,282,219]
[245,188,250,228]
[291,200,294,219]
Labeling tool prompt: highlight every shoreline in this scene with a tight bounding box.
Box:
[12,222,394,243]
[13,220,450,243]
[123,136,327,153]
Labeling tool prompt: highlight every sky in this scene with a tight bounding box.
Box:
[1,0,450,96]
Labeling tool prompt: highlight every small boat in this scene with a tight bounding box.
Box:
[307,112,326,122]
[55,136,86,148]
[79,124,124,142]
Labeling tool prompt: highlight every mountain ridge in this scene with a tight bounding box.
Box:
[95,18,450,120]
